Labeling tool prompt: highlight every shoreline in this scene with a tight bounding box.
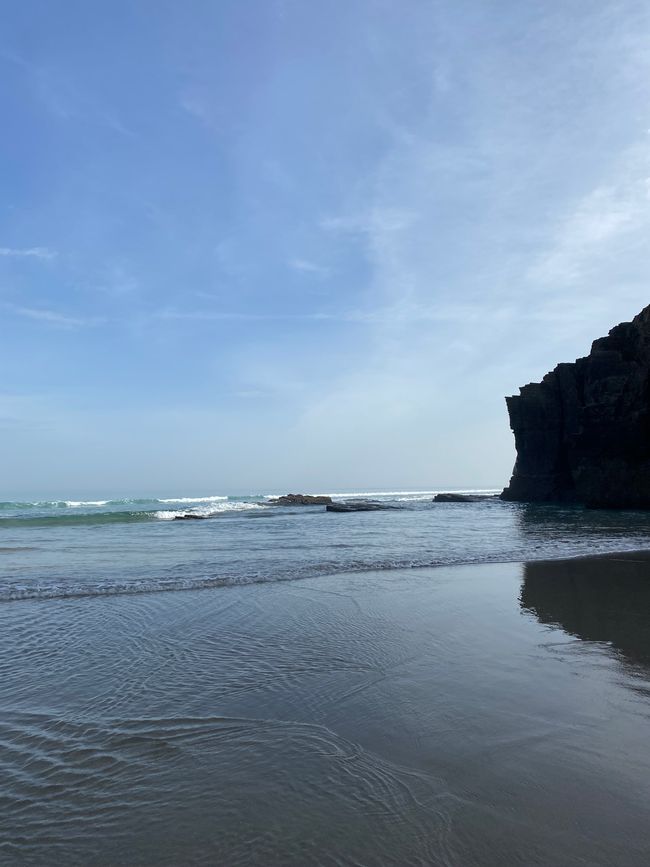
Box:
[4,544,650,606]
[532,547,650,565]
[3,555,650,865]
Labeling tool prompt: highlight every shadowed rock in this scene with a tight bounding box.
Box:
[433,493,488,503]
[269,494,333,506]
[502,304,650,508]
[326,501,396,512]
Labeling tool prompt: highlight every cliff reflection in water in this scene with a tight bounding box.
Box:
[521,553,650,667]
[515,501,650,544]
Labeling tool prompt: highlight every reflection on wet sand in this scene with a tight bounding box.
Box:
[3,560,650,866]
[521,551,650,666]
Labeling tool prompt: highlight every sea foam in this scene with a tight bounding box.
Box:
[158,496,229,504]
[155,501,267,520]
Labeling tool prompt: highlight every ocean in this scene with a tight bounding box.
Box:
[2,488,650,601]
[3,491,650,865]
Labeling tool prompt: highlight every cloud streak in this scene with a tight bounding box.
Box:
[526,145,650,289]
[154,308,335,322]
[5,304,102,328]
[288,258,329,276]
[0,247,57,260]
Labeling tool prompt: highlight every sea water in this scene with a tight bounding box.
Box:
[3,491,650,864]
[2,556,650,865]
[2,488,650,601]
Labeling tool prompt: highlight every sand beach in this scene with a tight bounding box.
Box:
[2,552,650,865]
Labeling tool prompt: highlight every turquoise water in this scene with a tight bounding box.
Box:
[2,488,650,600]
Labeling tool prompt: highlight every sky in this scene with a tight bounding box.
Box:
[2,0,650,496]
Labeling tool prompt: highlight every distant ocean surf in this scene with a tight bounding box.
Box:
[2,489,650,602]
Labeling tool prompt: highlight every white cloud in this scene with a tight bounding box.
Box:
[94,264,140,296]
[1,50,134,135]
[179,93,212,125]
[527,149,650,288]
[0,246,57,260]
[154,308,333,322]
[288,258,329,276]
[320,207,415,236]
[6,304,101,328]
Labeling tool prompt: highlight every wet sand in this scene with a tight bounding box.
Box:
[2,553,650,865]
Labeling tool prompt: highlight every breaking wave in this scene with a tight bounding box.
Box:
[5,537,650,603]
[0,496,268,527]
[0,489,501,528]
[157,495,229,504]
[3,488,650,604]
[155,502,268,520]
[0,495,231,511]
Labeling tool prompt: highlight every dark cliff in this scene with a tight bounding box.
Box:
[502,304,650,508]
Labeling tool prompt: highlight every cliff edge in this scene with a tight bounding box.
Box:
[501,304,650,508]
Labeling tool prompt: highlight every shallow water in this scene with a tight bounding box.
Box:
[3,489,650,600]
[2,556,650,865]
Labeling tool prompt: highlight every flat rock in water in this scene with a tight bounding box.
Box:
[269,493,333,506]
[173,513,206,520]
[433,493,485,503]
[326,501,393,512]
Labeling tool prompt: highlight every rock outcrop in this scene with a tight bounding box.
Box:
[502,304,650,508]
[433,493,491,503]
[326,501,397,512]
[269,494,333,506]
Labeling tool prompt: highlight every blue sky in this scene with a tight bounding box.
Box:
[2,0,650,496]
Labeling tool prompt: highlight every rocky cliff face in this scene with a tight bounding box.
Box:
[502,304,650,508]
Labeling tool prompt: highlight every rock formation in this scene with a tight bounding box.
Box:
[433,493,491,503]
[326,501,397,512]
[269,494,333,506]
[502,304,650,508]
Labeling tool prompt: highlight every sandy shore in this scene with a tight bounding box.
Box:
[2,553,650,866]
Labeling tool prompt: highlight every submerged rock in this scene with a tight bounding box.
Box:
[502,304,650,508]
[173,513,206,520]
[326,501,396,512]
[269,493,333,506]
[433,493,486,503]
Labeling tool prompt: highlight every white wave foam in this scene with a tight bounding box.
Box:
[156,501,267,520]
[9,540,650,602]
[395,495,443,502]
[158,495,228,504]
[18,495,229,509]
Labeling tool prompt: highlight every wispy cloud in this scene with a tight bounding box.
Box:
[527,147,650,288]
[321,208,415,236]
[6,304,101,328]
[0,246,57,260]
[179,93,213,126]
[154,308,336,322]
[1,48,134,136]
[154,301,523,327]
[93,264,140,296]
[288,258,329,276]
